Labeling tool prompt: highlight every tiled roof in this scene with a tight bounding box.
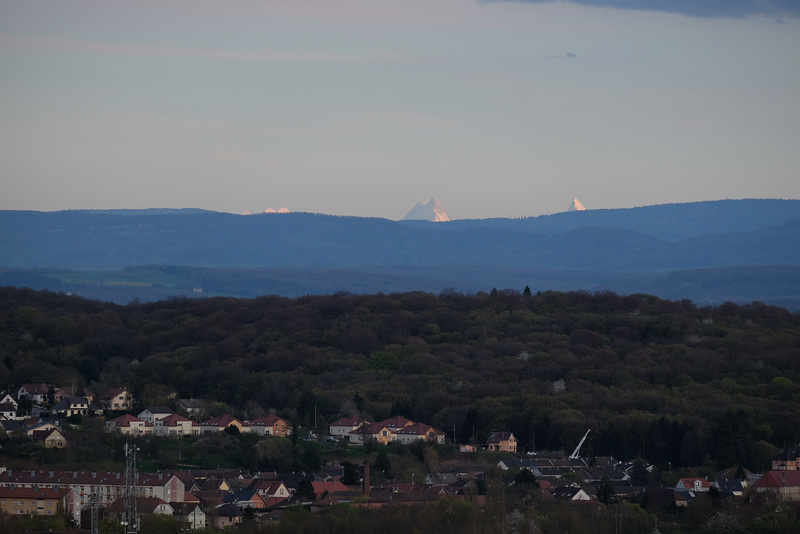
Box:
[330,416,363,427]
[754,470,800,488]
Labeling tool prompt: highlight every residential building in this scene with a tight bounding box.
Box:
[0,468,185,525]
[98,387,133,411]
[154,413,200,437]
[753,471,800,502]
[17,384,50,404]
[248,414,292,437]
[31,428,67,448]
[200,414,249,434]
[176,398,205,418]
[0,486,65,516]
[395,423,447,445]
[676,478,710,493]
[486,432,517,452]
[51,396,100,418]
[137,406,174,423]
[171,502,206,529]
[106,414,154,436]
[329,416,364,438]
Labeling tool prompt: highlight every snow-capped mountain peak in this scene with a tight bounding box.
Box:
[402,197,450,222]
[568,197,586,212]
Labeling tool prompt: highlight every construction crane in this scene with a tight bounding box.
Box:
[569,429,591,459]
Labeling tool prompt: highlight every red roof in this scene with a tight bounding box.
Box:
[377,416,414,429]
[20,383,50,395]
[0,486,61,499]
[249,414,290,427]
[678,478,710,489]
[312,480,353,495]
[201,414,244,427]
[109,414,152,428]
[754,471,800,488]
[158,413,195,426]
[395,422,444,437]
[330,416,363,427]
[99,387,128,400]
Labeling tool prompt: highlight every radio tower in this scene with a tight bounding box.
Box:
[122,442,139,533]
[89,488,99,534]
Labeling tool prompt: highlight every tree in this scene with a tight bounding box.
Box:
[597,475,615,505]
[703,512,744,534]
[523,286,532,297]
[374,451,393,478]
[295,478,316,503]
[341,461,360,485]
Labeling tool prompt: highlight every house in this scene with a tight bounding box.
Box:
[248,414,292,437]
[51,396,95,418]
[153,413,200,437]
[177,398,205,418]
[349,422,394,445]
[753,470,800,501]
[676,478,710,493]
[200,414,249,434]
[0,403,17,420]
[171,502,206,529]
[31,428,67,448]
[0,394,18,409]
[714,478,746,497]
[329,416,364,438]
[394,423,447,445]
[0,420,22,434]
[773,448,800,470]
[98,387,133,411]
[377,415,415,433]
[138,406,174,423]
[248,480,290,504]
[108,496,174,517]
[17,384,50,404]
[106,414,154,436]
[24,420,61,438]
[54,387,94,404]
[213,503,243,529]
[486,432,517,452]
[0,486,65,516]
[551,486,592,501]
[222,489,266,509]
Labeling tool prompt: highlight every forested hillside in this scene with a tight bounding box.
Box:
[2,287,799,472]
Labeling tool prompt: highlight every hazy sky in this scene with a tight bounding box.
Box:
[1,0,798,220]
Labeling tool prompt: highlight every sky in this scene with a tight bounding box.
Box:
[1,0,799,220]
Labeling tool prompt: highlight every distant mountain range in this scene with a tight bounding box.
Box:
[1,199,799,308]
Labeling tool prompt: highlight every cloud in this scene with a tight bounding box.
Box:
[484,0,800,18]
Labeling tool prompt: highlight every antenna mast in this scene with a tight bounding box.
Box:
[123,442,139,533]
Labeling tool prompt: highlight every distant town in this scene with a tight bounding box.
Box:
[1,382,798,532]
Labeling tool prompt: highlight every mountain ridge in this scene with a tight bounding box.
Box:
[2,199,799,308]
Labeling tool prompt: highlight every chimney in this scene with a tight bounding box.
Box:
[363,460,370,499]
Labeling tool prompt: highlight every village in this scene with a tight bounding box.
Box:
[0,383,799,531]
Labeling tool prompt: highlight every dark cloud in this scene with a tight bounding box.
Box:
[565,52,577,57]
[486,0,800,18]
